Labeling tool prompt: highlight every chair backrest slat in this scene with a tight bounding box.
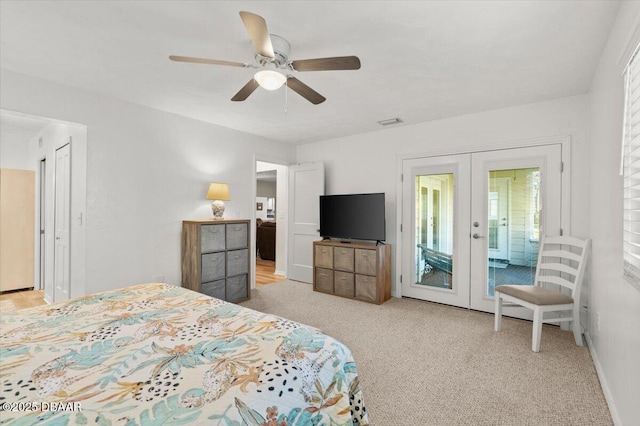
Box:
[541,249,582,263]
[538,262,578,277]
[538,275,576,291]
[543,235,588,248]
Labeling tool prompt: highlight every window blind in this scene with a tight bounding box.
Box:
[623,45,640,290]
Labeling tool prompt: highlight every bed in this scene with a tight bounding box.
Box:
[0,283,368,425]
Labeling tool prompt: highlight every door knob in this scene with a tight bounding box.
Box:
[472,233,485,239]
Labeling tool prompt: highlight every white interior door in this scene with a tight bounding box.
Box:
[39,158,46,291]
[54,143,71,302]
[402,145,563,317]
[287,162,324,283]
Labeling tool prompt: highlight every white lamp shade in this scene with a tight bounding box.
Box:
[206,182,230,201]
[254,70,287,91]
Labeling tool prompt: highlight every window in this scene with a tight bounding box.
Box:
[622,43,640,290]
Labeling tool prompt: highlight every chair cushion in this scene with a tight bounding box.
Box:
[495,285,573,305]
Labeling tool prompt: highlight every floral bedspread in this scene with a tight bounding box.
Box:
[0,284,368,425]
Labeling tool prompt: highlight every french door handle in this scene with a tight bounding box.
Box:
[472,233,485,239]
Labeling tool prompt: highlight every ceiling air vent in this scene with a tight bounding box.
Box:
[377,117,403,126]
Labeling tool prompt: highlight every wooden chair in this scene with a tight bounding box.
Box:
[494,236,591,352]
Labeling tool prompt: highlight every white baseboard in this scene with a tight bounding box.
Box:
[585,332,621,425]
[275,270,286,277]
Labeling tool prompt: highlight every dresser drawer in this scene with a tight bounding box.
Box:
[226,223,248,250]
[227,249,249,276]
[201,279,225,300]
[355,249,377,275]
[334,247,354,272]
[201,224,225,253]
[315,245,333,269]
[334,271,354,297]
[226,274,248,303]
[314,268,333,293]
[355,274,377,303]
[201,252,225,282]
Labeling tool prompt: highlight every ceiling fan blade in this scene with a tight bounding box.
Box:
[231,79,260,102]
[286,77,326,105]
[239,11,275,59]
[169,55,248,68]
[290,56,361,72]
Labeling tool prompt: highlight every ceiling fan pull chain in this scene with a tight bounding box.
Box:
[284,79,288,114]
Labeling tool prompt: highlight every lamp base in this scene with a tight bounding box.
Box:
[212,200,225,219]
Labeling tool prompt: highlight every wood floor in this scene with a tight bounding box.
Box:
[0,260,284,313]
[0,289,46,313]
[256,258,286,287]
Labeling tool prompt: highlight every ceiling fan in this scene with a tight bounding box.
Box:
[169,11,361,105]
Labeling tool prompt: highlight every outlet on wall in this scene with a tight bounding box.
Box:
[596,311,601,331]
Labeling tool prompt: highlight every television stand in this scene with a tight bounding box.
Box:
[313,240,391,304]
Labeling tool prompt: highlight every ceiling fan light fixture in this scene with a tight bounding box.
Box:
[254,70,286,91]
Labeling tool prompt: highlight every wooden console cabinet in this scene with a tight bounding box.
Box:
[313,240,391,304]
[182,219,250,303]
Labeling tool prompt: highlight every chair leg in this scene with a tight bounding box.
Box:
[572,305,583,347]
[532,308,542,352]
[494,293,502,331]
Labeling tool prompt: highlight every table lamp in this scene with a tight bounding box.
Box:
[206,182,230,219]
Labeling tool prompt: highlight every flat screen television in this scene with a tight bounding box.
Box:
[319,193,386,242]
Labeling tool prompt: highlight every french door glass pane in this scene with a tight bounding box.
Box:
[415,174,454,289]
[486,168,540,297]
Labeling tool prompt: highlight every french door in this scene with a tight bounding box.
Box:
[401,145,562,318]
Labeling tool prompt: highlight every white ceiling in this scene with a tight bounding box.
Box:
[0,1,620,144]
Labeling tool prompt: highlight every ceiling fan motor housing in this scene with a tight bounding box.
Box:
[255,34,290,67]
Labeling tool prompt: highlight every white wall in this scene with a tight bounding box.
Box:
[0,126,32,170]
[297,95,590,296]
[587,2,640,424]
[0,69,296,295]
[255,196,269,221]
[256,180,276,198]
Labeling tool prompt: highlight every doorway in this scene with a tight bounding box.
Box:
[255,160,287,286]
[401,144,563,319]
[0,109,87,305]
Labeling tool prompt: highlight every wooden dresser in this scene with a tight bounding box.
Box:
[181,219,250,303]
[313,240,391,304]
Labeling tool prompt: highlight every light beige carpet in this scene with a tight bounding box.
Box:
[240,280,612,425]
